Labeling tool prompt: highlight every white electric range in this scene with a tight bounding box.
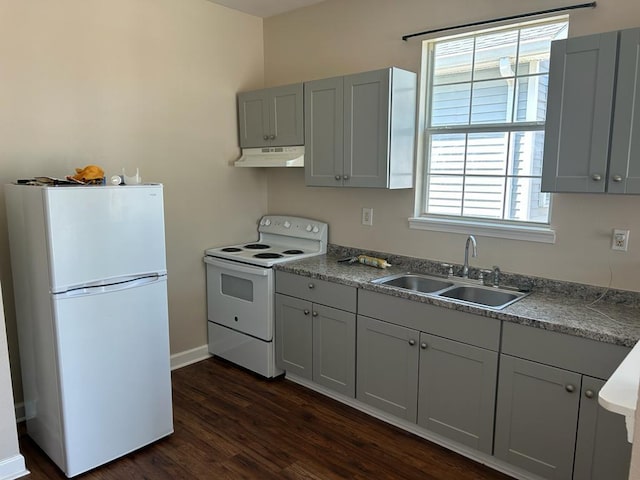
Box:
[204,215,328,377]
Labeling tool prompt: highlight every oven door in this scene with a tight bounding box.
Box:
[204,256,274,341]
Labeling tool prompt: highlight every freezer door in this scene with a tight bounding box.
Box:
[52,277,172,477]
[43,185,167,293]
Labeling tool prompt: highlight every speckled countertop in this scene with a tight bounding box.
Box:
[274,248,640,348]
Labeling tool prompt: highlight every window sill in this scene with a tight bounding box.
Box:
[409,216,556,244]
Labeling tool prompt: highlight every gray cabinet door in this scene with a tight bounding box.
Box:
[343,69,390,188]
[312,304,356,397]
[270,83,304,147]
[573,377,631,480]
[542,31,618,193]
[275,294,312,379]
[304,76,344,186]
[494,354,581,480]
[238,84,303,148]
[417,333,497,454]
[356,316,419,421]
[238,89,270,148]
[609,28,640,194]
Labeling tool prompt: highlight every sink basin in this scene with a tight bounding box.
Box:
[437,285,528,309]
[372,273,454,294]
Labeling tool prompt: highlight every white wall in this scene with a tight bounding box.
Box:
[0,280,26,480]
[263,0,640,292]
[0,0,266,403]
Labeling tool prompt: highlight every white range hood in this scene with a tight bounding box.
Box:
[234,146,304,168]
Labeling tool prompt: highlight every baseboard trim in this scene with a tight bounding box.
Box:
[13,403,25,424]
[0,454,29,480]
[170,345,211,371]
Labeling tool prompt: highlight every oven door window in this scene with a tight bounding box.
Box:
[221,273,253,302]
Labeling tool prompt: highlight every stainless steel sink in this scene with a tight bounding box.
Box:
[372,273,454,294]
[437,285,528,309]
[371,273,529,310]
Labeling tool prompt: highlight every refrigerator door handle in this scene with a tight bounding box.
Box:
[58,274,166,298]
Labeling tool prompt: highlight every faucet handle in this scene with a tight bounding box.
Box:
[479,269,492,285]
[492,265,501,287]
[441,263,454,278]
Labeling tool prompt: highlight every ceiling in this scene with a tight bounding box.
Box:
[207,0,326,18]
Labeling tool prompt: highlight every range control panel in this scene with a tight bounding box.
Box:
[258,215,328,241]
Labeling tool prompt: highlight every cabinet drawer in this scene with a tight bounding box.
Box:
[275,271,357,312]
[358,290,500,350]
[502,322,630,379]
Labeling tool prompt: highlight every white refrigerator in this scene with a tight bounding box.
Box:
[5,183,173,478]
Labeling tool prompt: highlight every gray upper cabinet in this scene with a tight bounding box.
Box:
[542,28,640,193]
[237,83,304,148]
[305,67,416,188]
[609,28,640,193]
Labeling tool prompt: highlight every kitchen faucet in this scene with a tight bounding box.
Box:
[463,235,477,278]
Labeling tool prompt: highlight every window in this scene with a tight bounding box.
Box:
[414,19,568,235]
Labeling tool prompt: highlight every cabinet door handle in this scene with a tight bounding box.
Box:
[269,134,276,140]
[303,309,310,315]
[263,135,269,141]
[565,384,576,393]
[591,174,602,181]
[585,389,595,399]
[612,175,623,183]
[308,283,315,289]
[408,339,416,346]
[335,175,342,181]
[420,342,428,349]
[343,175,349,180]
[312,311,318,317]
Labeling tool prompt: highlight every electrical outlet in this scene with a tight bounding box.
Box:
[362,207,373,226]
[612,229,630,251]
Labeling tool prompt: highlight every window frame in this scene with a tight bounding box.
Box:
[411,17,567,244]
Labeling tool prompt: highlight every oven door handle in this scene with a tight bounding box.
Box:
[203,256,270,277]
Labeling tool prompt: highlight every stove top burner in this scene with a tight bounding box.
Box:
[221,247,243,252]
[253,252,283,259]
[244,243,270,250]
[282,249,304,255]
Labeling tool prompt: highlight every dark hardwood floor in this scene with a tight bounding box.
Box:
[19,357,514,479]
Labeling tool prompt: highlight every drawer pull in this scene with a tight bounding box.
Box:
[312,311,318,317]
[585,389,595,399]
[420,342,428,349]
[591,173,602,182]
[565,384,575,393]
[408,339,416,346]
[303,309,310,315]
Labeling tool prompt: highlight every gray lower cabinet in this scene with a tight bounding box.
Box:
[573,377,631,480]
[356,316,419,421]
[304,67,416,188]
[237,83,304,148]
[496,322,631,480]
[275,272,357,397]
[494,354,581,479]
[417,333,497,454]
[356,314,498,454]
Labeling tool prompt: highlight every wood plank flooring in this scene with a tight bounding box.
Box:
[19,357,514,479]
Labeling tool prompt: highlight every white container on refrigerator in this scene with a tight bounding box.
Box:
[5,183,173,478]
